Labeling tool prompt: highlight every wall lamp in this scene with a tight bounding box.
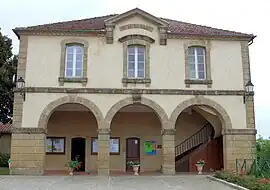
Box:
[243,80,254,104]
[16,77,25,101]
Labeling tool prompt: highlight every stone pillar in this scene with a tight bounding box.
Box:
[10,128,46,175]
[97,128,110,176]
[241,41,256,129]
[161,128,175,175]
[223,129,256,171]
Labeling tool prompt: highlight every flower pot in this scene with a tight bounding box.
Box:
[132,165,140,176]
[195,164,204,175]
[69,168,74,176]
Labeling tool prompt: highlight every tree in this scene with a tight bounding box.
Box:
[0,28,17,124]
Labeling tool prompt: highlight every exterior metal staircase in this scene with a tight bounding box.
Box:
[175,123,214,161]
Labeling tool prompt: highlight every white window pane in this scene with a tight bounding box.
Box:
[188,55,195,63]
[65,69,73,77]
[67,54,73,61]
[67,46,74,54]
[138,47,145,54]
[128,47,135,54]
[197,64,205,72]
[128,70,135,78]
[138,62,144,70]
[138,54,144,62]
[198,71,205,79]
[128,55,135,62]
[188,48,195,55]
[76,54,83,61]
[189,63,196,71]
[196,48,205,55]
[189,70,196,79]
[128,61,135,69]
[76,60,82,69]
[137,70,144,78]
[66,61,73,69]
[76,46,83,54]
[197,55,204,63]
[75,69,82,77]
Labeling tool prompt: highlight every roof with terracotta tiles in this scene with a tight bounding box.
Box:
[13,9,255,40]
[0,122,11,133]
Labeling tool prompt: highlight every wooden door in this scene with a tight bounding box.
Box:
[126,137,140,172]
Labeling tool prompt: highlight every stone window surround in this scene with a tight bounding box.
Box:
[59,39,89,86]
[121,35,153,87]
[184,40,212,88]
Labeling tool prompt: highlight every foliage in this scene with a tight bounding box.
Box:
[0,29,17,124]
[66,158,82,170]
[214,171,270,190]
[127,161,140,166]
[256,136,270,160]
[196,159,205,166]
[0,153,10,167]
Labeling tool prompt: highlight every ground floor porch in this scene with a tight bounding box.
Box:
[9,97,256,176]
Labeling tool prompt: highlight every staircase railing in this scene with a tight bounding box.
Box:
[175,123,213,158]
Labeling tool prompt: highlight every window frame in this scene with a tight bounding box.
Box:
[46,137,66,155]
[65,45,84,78]
[121,37,153,87]
[59,39,89,86]
[184,40,212,88]
[188,46,206,80]
[127,45,146,79]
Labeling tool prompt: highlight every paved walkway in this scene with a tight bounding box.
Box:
[0,175,235,190]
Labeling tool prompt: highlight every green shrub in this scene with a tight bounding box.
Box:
[0,153,10,167]
[214,171,270,190]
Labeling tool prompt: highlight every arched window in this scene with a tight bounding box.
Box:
[65,45,84,78]
[127,45,146,78]
[188,46,206,80]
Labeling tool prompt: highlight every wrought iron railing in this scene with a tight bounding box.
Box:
[175,123,213,157]
[236,159,270,178]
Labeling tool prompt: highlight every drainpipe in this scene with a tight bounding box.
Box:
[248,36,256,46]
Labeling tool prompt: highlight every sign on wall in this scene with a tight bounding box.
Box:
[91,137,120,154]
[144,140,157,155]
[46,137,65,154]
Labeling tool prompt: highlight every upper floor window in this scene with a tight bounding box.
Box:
[188,47,206,80]
[127,45,145,78]
[65,45,83,78]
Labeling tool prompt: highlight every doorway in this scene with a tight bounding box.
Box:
[126,137,140,172]
[71,137,86,172]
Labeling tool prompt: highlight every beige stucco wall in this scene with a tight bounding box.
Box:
[110,111,162,172]
[45,111,98,171]
[22,93,246,130]
[0,134,11,154]
[175,111,208,145]
[25,14,244,90]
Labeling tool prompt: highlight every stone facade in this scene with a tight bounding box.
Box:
[10,128,46,175]
[11,8,256,176]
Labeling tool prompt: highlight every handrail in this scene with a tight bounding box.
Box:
[175,122,213,157]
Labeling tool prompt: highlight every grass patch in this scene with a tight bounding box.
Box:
[0,168,9,175]
[214,171,270,190]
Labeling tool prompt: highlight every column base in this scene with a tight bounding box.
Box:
[10,128,46,176]
[162,164,176,175]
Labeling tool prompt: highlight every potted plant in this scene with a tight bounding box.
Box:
[195,159,205,175]
[127,161,140,176]
[66,158,82,176]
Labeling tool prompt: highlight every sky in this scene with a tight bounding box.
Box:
[1,0,269,137]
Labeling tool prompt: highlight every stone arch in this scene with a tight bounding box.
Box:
[104,96,169,129]
[38,95,103,129]
[170,96,232,131]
